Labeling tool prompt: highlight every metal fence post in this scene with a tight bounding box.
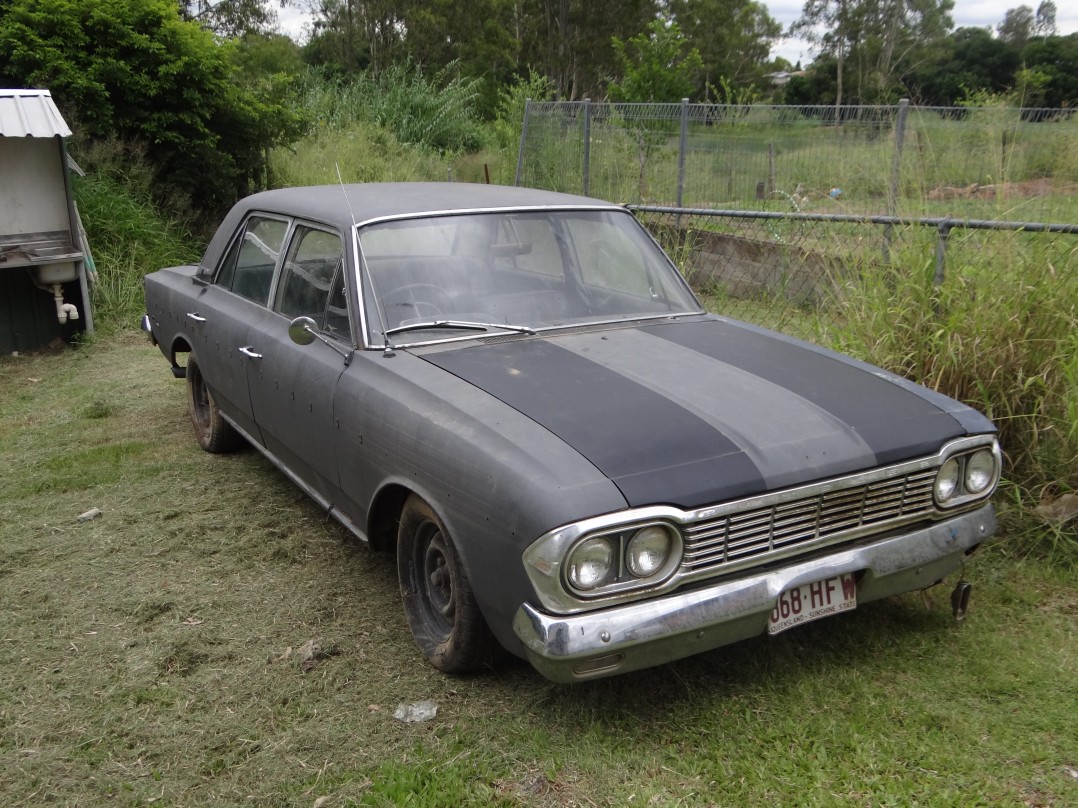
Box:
[583,98,592,197]
[677,98,689,209]
[513,98,532,187]
[935,220,951,286]
[883,98,910,263]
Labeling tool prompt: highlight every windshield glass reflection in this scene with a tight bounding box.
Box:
[359,209,701,343]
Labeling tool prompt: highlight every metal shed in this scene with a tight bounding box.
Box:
[1,88,93,354]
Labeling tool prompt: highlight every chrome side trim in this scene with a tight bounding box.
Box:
[514,504,997,683]
[218,415,369,544]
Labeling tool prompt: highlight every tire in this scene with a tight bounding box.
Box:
[185,354,241,453]
[397,495,499,674]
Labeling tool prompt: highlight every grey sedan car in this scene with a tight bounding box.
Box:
[142,183,1000,682]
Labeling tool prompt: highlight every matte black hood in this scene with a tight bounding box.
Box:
[419,317,993,509]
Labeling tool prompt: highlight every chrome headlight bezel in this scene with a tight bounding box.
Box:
[522,514,686,613]
[933,443,1002,509]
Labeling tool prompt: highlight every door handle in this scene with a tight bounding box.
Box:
[186,312,207,322]
[239,346,262,359]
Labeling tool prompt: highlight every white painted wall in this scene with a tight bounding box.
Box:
[0,136,69,238]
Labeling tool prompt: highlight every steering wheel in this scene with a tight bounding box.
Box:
[383,283,451,321]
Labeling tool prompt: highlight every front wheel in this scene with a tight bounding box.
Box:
[397,495,499,673]
[186,354,241,453]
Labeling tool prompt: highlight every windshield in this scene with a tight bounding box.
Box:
[358,209,701,344]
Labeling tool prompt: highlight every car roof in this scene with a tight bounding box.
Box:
[238,182,621,229]
[199,183,625,271]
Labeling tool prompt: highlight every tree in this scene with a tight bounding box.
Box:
[997,5,1034,46]
[515,0,661,100]
[608,19,702,102]
[782,54,840,105]
[0,0,299,211]
[1034,1,1056,39]
[792,0,954,105]
[401,0,517,116]
[667,0,781,99]
[179,0,281,37]
[904,27,1020,105]
[303,0,404,75]
[1022,33,1078,107]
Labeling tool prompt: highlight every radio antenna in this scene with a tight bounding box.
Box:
[335,162,358,228]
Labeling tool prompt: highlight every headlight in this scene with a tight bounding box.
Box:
[935,457,961,503]
[566,537,616,591]
[561,521,684,597]
[934,441,1000,508]
[626,525,674,578]
[964,449,996,494]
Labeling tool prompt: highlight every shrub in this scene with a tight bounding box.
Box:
[294,63,487,154]
[75,171,198,332]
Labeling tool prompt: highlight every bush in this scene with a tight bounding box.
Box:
[75,171,199,333]
[0,0,302,217]
[295,63,487,154]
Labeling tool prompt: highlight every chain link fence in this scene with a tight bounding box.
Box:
[631,207,1077,345]
[515,100,1078,218]
[514,100,1078,340]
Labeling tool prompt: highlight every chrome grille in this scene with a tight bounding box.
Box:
[682,467,938,575]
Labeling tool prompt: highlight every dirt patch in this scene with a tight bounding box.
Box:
[926,178,1078,201]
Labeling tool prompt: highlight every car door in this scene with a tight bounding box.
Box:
[245,223,351,504]
[185,214,289,442]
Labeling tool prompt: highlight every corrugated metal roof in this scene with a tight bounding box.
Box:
[0,89,72,138]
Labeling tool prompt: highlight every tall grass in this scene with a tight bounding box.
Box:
[294,63,488,154]
[822,227,1078,561]
[74,173,199,333]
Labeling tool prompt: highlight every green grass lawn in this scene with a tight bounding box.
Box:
[1,333,1076,807]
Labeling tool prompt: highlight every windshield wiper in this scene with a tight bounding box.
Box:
[383,320,537,338]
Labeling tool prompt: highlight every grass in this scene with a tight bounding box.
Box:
[73,172,200,333]
[1,333,1076,806]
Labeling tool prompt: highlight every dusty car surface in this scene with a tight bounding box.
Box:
[142,183,1001,682]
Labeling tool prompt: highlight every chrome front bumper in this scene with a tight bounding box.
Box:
[512,504,997,682]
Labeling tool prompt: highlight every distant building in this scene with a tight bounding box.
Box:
[766,71,806,87]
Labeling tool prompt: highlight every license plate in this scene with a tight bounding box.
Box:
[768,572,857,635]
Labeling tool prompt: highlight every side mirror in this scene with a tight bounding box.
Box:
[287,315,354,366]
[288,316,318,346]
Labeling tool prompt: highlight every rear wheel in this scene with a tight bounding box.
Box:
[397,495,499,673]
[186,354,241,453]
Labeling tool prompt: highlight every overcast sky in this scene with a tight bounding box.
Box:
[277,1,1078,68]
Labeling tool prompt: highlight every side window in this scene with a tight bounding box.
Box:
[215,215,289,305]
[274,226,346,331]
[324,263,352,341]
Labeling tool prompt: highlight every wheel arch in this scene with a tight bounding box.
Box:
[168,335,193,378]
[366,482,412,552]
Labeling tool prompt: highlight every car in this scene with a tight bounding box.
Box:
[141,183,1001,682]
